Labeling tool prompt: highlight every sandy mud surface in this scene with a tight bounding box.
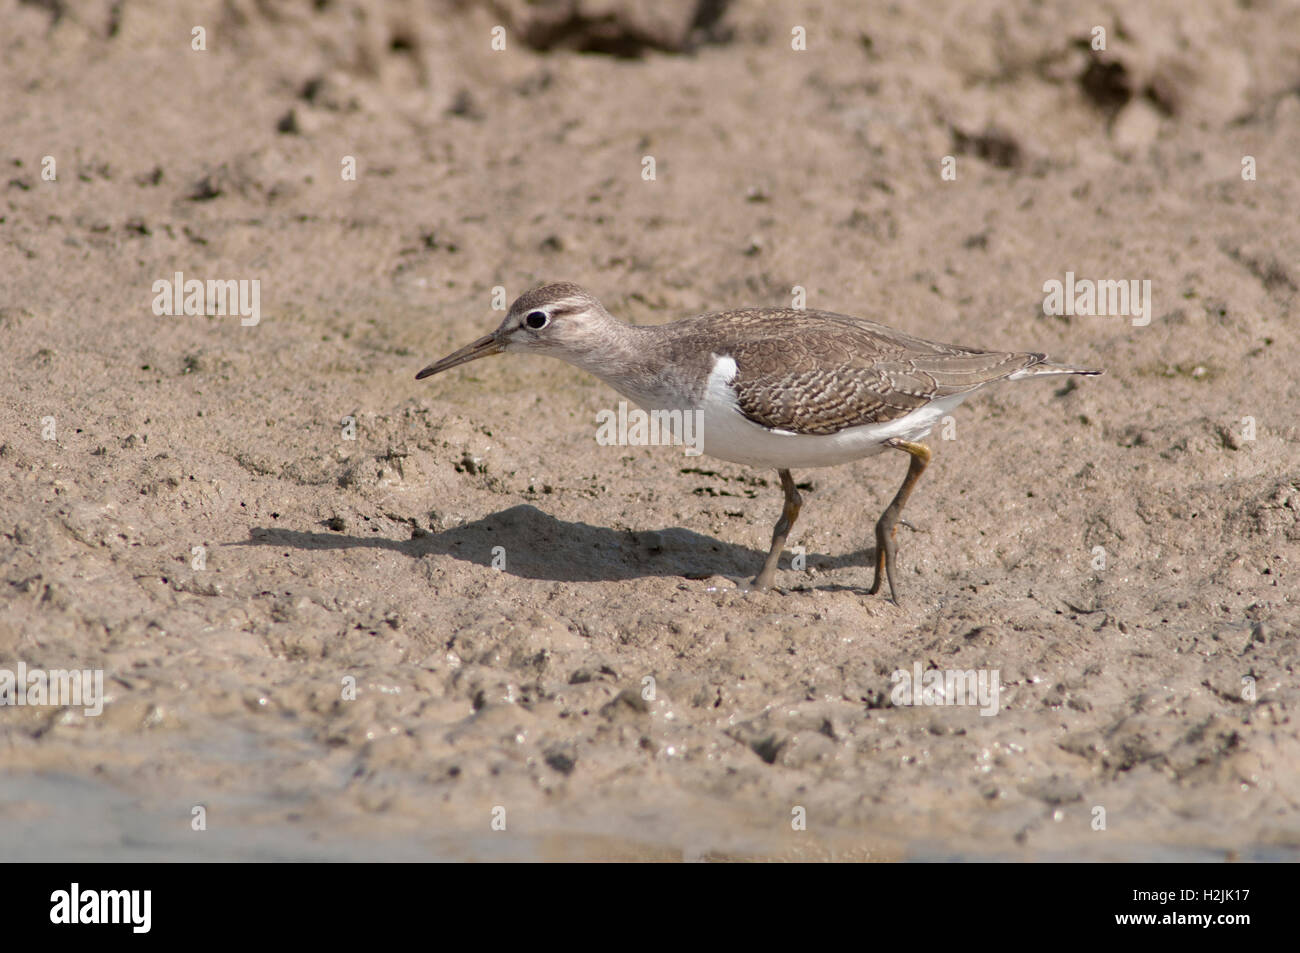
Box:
[1,0,1298,860]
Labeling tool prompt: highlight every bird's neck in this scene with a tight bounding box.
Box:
[558,319,682,408]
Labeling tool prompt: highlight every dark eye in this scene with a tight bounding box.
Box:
[524,310,549,330]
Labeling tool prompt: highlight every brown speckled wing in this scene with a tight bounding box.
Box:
[679,309,1041,436]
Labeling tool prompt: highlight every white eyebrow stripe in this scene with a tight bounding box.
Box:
[543,298,589,313]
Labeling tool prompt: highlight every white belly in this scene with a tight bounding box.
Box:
[696,387,968,468]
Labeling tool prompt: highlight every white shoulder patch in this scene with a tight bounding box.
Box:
[709,353,738,383]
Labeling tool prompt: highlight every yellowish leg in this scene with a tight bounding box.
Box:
[753,469,802,589]
[868,440,932,605]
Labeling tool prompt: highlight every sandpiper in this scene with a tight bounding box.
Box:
[417,283,1101,603]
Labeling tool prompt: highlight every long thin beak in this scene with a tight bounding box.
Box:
[415,332,504,380]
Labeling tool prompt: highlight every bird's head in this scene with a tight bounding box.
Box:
[416,282,618,380]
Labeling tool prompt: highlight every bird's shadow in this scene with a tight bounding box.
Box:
[235,504,876,585]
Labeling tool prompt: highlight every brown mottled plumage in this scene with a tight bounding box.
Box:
[417,283,1102,603]
[643,308,1060,435]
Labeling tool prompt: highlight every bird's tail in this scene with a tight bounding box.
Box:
[1007,355,1104,380]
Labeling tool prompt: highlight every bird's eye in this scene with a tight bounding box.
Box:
[524,310,549,330]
